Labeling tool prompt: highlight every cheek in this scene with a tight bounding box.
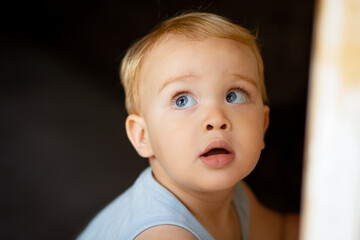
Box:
[235,111,265,147]
[147,114,197,158]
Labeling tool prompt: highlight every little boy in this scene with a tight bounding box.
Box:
[78,12,299,240]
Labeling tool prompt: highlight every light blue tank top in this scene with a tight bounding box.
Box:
[77,167,249,240]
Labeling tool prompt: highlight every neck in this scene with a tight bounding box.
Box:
[168,181,241,240]
[180,187,235,220]
[151,167,241,239]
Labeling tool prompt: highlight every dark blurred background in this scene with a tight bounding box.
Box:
[1,0,313,239]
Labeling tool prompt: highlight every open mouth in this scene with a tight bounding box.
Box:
[202,148,230,157]
[199,141,234,168]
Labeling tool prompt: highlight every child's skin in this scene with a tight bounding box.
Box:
[125,36,299,239]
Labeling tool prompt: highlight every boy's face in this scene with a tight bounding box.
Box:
[132,37,269,193]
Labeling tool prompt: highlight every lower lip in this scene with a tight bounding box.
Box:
[199,153,235,168]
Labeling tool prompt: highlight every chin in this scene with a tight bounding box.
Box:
[193,169,246,192]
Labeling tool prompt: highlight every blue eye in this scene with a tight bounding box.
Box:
[174,95,197,109]
[226,91,247,104]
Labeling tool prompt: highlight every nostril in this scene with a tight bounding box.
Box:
[207,124,214,130]
[206,124,227,131]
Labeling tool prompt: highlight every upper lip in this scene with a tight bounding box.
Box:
[200,140,233,157]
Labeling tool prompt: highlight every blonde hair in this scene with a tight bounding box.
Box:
[120,12,268,114]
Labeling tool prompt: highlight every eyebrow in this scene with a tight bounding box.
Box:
[158,72,258,93]
[230,73,258,88]
[158,74,197,93]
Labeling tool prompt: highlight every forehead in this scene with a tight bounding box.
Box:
[138,36,259,96]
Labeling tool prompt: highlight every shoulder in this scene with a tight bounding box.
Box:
[240,181,283,240]
[78,168,159,239]
[78,167,202,240]
[134,225,197,240]
[241,182,300,240]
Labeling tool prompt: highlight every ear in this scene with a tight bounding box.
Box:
[263,105,270,133]
[125,114,154,158]
[261,105,270,149]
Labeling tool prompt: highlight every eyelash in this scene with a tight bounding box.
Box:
[228,87,251,99]
[170,90,192,104]
[170,87,251,104]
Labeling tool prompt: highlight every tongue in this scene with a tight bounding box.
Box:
[203,148,229,157]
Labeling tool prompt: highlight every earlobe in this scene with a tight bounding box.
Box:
[125,114,154,158]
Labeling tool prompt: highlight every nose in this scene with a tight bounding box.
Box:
[201,107,231,132]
